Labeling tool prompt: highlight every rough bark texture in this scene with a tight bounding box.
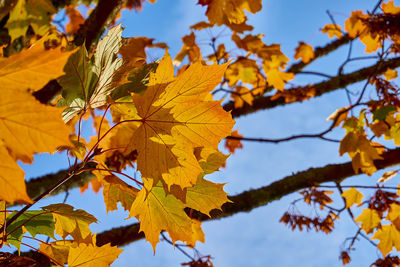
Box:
[225,56,400,118]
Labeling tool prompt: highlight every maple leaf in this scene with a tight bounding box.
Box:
[65,5,85,34]
[321,24,342,39]
[6,210,55,250]
[186,219,205,247]
[39,241,72,266]
[0,146,31,204]
[339,132,383,175]
[232,86,254,108]
[58,25,123,121]
[5,0,56,41]
[294,42,314,63]
[225,129,243,153]
[341,187,363,208]
[130,183,194,251]
[110,52,234,190]
[263,55,294,91]
[382,0,400,15]
[372,224,400,256]
[359,32,381,53]
[195,147,229,174]
[0,90,71,166]
[102,175,139,213]
[199,0,262,25]
[42,203,97,242]
[345,10,368,38]
[186,177,230,216]
[68,242,123,267]
[174,32,201,66]
[0,37,74,93]
[383,69,398,80]
[225,58,260,87]
[355,208,381,234]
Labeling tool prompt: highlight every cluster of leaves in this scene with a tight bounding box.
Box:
[0,0,249,265]
[3,0,400,265]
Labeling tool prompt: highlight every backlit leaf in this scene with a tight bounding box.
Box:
[68,242,123,267]
[42,203,97,242]
[0,146,31,204]
[0,91,70,163]
[110,52,234,189]
[294,42,314,63]
[130,183,193,251]
[356,208,381,234]
[321,24,342,39]
[341,187,363,208]
[102,175,139,213]
[0,37,74,93]
[186,177,230,216]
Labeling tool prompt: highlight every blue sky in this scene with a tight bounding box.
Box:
[19,0,394,266]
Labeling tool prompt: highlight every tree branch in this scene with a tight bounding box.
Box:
[20,147,400,264]
[225,56,400,118]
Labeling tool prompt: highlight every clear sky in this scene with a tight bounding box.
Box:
[20,0,393,266]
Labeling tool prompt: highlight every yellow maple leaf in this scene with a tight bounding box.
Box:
[68,242,123,267]
[130,183,194,251]
[39,240,73,266]
[344,10,368,38]
[186,219,205,247]
[225,58,260,87]
[42,203,97,242]
[102,175,139,213]
[110,52,234,189]
[0,146,31,204]
[265,68,294,91]
[341,187,363,208]
[321,24,342,39]
[339,132,383,175]
[0,91,71,163]
[355,208,381,234]
[186,177,230,216]
[382,0,400,15]
[199,0,262,25]
[232,86,254,108]
[263,54,294,91]
[383,68,398,80]
[372,224,400,256]
[294,42,314,63]
[0,37,73,93]
[195,147,229,174]
[174,32,201,65]
[359,32,381,53]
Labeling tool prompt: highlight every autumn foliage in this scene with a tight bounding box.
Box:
[1,0,400,266]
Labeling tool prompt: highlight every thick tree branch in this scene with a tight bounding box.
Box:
[20,147,400,264]
[94,147,400,246]
[73,0,122,50]
[287,34,352,74]
[225,56,400,118]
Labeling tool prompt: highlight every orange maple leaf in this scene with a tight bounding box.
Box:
[294,42,314,63]
[110,52,234,190]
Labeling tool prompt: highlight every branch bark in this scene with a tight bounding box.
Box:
[225,56,400,118]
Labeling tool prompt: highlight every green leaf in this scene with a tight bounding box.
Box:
[6,210,55,251]
[373,105,396,121]
[5,0,56,41]
[58,25,123,121]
